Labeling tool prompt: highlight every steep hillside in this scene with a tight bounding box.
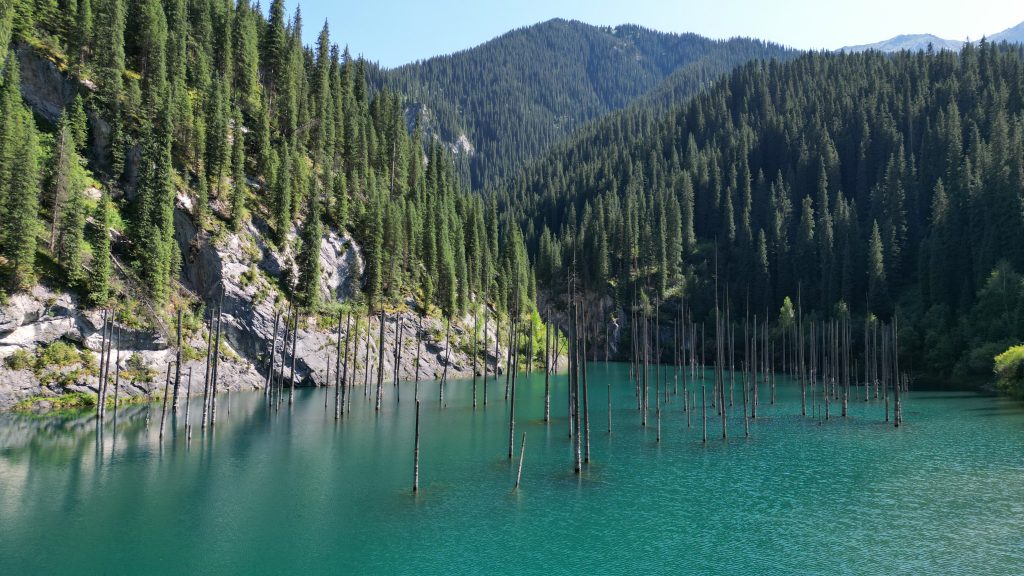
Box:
[373,19,794,190]
[500,44,1024,386]
[0,0,546,411]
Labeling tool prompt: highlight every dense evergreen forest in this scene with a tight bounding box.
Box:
[0,0,533,325]
[1,1,1022,395]
[502,44,1024,388]
[373,19,794,190]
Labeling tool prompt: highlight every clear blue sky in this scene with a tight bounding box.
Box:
[278,0,1024,68]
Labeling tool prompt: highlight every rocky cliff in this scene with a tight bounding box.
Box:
[0,212,530,412]
[0,45,563,413]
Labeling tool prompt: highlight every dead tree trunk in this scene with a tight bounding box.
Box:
[440,317,451,407]
[95,309,108,420]
[288,309,298,406]
[159,362,173,440]
[544,322,551,423]
[515,431,527,490]
[173,308,183,413]
[201,307,215,429]
[112,325,122,417]
[413,400,421,493]
[334,311,344,418]
[211,292,224,426]
[376,309,386,412]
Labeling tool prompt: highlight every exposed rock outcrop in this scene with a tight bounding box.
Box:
[15,43,77,124]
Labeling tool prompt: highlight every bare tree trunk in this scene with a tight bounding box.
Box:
[112,325,122,417]
[266,311,280,401]
[414,315,421,402]
[440,317,451,407]
[544,322,551,423]
[582,308,590,462]
[201,307,214,428]
[95,309,108,421]
[413,400,421,492]
[334,311,343,417]
[184,367,193,440]
[159,362,173,440]
[211,292,225,426]
[339,311,352,418]
[376,309,386,412]
[287,310,298,406]
[173,308,183,412]
[514,432,526,490]
[472,303,478,409]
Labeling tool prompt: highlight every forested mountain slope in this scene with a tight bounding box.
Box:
[373,19,795,190]
[0,0,540,410]
[0,0,534,319]
[503,42,1024,383]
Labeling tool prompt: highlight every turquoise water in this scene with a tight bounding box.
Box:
[1,364,1023,575]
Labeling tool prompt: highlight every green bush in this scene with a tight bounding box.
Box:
[4,349,34,371]
[123,353,156,383]
[994,345,1024,397]
[36,341,82,370]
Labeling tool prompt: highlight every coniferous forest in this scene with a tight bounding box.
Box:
[0,0,532,322]
[372,19,795,190]
[1,0,1023,403]
[505,45,1024,388]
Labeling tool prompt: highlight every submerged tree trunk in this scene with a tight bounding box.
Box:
[413,400,421,493]
[173,308,183,413]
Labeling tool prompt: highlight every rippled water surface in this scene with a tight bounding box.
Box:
[2,364,1023,575]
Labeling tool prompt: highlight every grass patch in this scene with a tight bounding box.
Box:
[4,349,35,371]
[14,391,96,415]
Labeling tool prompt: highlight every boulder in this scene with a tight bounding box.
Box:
[0,293,45,334]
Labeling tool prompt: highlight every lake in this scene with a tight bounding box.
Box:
[1,364,1023,575]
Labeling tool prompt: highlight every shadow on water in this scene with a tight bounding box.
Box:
[965,405,1024,416]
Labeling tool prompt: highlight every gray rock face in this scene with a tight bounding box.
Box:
[85,108,112,174]
[15,44,77,124]
[0,208,562,414]
[0,287,164,359]
[0,292,45,334]
[169,208,534,392]
[319,231,363,303]
[0,369,41,412]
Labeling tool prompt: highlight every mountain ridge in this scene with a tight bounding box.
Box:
[371,18,796,190]
[842,19,1024,53]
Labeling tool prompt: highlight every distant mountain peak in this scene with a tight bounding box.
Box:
[842,20,1024,53]
[991,20,1024,44]
[842,33,964,54]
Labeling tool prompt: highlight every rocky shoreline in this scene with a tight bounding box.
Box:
[1,213,564,414]
[0,282,543,413]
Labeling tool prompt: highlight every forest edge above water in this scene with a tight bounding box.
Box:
[0,3,1023,416]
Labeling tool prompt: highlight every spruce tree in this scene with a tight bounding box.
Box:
[1,108,41,291]
[94,0,125,112]
[68,95,88,152]
[0,0,12,66]
[56,186,86,288]
[868,220,890,318]
[296,196,322,309]
[273,143,292,242]
[230,107,246,231]
[233,0,261,116]
[71,0,92,71]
